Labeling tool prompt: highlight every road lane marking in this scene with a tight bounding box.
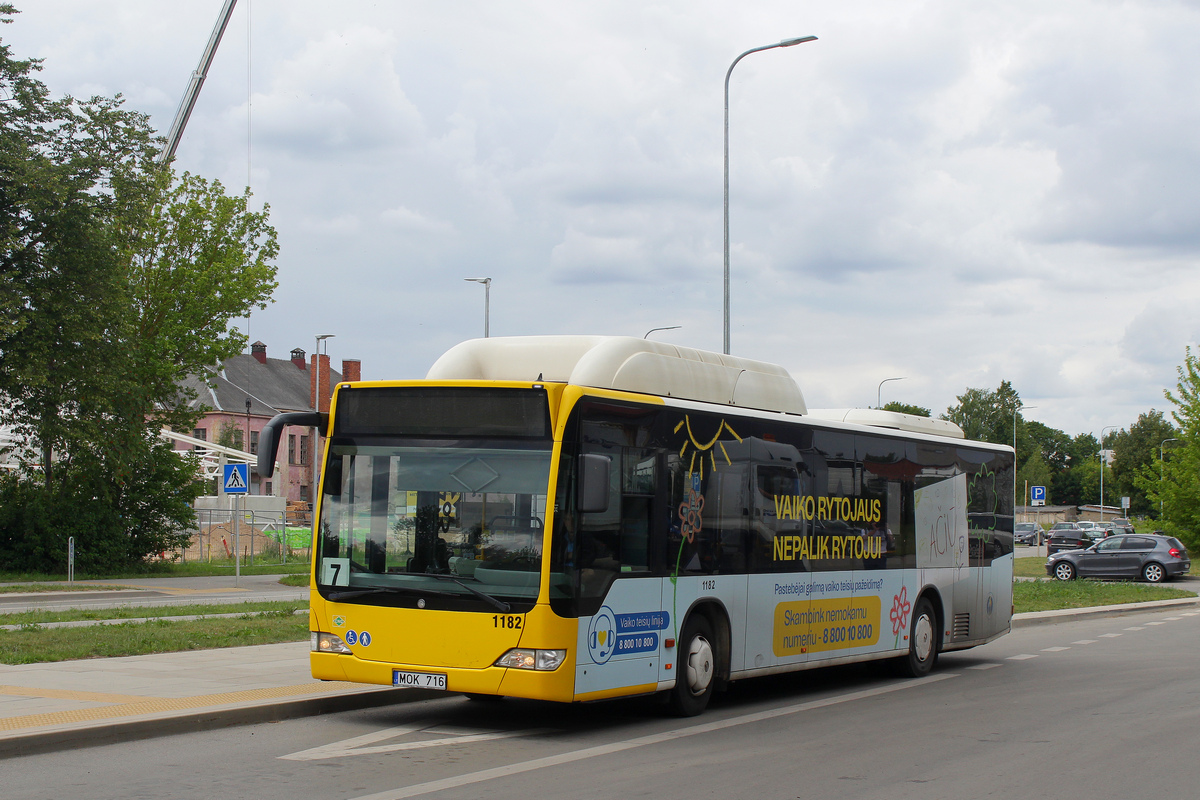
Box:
[281,726,554,761]
[1072,640,1098,645]
[1099,633,1122,638]
[967,664,1001,670]
[1124,626,1145,631]
[1006,654,1037,660]
[1041,647,1069,652]
[1164,617,1183,621]
[344,674,959,800]
[1144,621,1166,626]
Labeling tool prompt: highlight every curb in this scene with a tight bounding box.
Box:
[0,686,439,760]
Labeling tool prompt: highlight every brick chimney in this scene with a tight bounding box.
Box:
[291,348,307,370]
[310,353,332,412]
[251,341,268,365]
[342,359,361,383]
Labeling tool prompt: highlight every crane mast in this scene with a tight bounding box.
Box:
[158,0,239,165]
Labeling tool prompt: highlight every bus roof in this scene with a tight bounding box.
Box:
[426,336,967,440]
[806,408,965,439]
[426,335,808,415]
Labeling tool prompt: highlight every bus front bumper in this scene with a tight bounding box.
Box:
[311,651,576,703]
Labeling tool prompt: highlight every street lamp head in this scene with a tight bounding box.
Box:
[780,35,818,47]
[316,334,335,342]
[464,277,491,285]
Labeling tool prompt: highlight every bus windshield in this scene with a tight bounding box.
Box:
[316,443,552,609]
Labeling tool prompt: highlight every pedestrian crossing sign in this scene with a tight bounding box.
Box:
[223,463,249,494]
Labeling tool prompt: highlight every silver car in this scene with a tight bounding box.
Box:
[1045,534,1191,583]
[1013,521,1042,546]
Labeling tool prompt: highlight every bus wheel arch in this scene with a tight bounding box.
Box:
[898,589,942,678]
[668,601,729,716]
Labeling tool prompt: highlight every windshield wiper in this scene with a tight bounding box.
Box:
[327,585,457,602]
[422,574,512,613]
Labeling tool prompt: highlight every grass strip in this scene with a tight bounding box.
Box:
[278,574,310,587]
[1013,579,1194,614]
[0,613,310,664]
[0,583,139,594]
[0,600,307,627]
[1013,557,1050,579]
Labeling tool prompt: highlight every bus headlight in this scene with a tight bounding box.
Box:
[495,648,566,671]
[312,631,353,654]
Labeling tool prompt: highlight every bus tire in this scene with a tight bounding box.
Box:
[899,597,939,678]
[669,615,716,716]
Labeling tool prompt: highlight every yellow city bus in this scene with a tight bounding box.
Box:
[258,336,1014,715]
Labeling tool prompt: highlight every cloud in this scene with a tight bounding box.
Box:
[380,206,454,234]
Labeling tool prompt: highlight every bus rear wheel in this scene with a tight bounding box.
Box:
[669,615,716,716]
[898,597,939,678]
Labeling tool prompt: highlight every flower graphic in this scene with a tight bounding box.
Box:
[678,486,705,543]
[890,587,912,646]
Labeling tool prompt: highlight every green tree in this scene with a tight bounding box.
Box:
[0,10,278,572]
[129,171,278,422]
[215,420,244,451]
[1135,348,1200,549]
[882,401,931,417]
[1109,410,1175,516]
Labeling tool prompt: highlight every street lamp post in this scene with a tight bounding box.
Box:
[1099,425,1118,523]
[1014,404,1036,532]
[644,326,681,339]
[723,35,817,355]
[876,376,905,409]
[465,278,491,338]
[1014,405,1036,453]
[1160,437,1180,519]
[314,334,334,513]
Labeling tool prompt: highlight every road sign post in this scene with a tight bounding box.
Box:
[223,464,249,585]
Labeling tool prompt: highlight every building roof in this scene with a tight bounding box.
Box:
[178,352,342,416]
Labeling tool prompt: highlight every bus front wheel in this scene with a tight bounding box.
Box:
[669,615,716,716]
[898,597,939,678]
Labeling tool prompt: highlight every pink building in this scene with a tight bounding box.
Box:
[175,341,361,502]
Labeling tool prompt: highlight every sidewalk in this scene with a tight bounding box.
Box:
[0,641,432,759]
[1,595,1195,760]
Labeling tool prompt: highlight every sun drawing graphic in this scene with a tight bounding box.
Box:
[675,415,742,478]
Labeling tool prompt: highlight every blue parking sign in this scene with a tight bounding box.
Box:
[1031,485,1046,505]
[223,463,249,494]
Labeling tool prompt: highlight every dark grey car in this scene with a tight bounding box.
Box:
[1045,534,1191,583]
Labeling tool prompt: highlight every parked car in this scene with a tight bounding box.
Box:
[1110,518,1135,536]
[1045,534,1191,583]
[1013,521,1042,546]
[1047,522,1089,554]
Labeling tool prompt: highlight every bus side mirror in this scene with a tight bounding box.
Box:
[578,454,611,514]
[257,411,328,478]
[323,457,343,498]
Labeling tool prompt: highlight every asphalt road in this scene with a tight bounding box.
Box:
[2,603,1197,800]
[0,574,307,613]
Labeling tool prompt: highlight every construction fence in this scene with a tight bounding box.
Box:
[180,507,312,566]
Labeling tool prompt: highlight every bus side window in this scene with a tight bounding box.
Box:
[668,457,747,575]
[750,464,804,573]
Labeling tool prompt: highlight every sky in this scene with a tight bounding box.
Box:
[6,0,1200,439]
